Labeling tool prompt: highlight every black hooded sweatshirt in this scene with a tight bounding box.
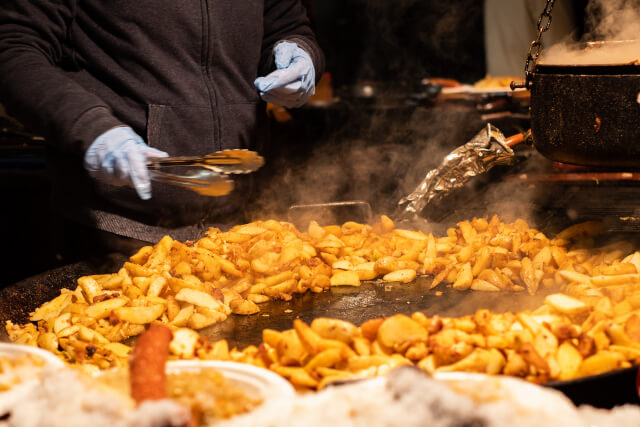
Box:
[0,0,324,241]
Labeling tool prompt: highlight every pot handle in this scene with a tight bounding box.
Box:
[505,129,531,148]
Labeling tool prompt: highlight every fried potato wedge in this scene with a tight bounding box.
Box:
[114,304,164,324]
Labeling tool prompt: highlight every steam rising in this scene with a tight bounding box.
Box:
[248,110,479,229]
[248,1,555,236]
[541,0,640,65]
[248,108,550,236]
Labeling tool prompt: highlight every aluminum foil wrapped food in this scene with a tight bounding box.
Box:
[394,124,516,222]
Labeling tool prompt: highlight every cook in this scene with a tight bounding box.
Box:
[0,1,324,255]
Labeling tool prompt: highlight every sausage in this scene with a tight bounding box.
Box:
[130,323,173,404]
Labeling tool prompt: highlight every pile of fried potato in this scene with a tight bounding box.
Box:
[212,286,640,389]
[7,215,640,389]
[189,221,640,389]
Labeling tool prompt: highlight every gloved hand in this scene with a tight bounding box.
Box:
[254,41,315,108]
[84,126,168,200]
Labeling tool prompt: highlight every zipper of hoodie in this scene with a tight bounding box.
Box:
[201,0,222,151]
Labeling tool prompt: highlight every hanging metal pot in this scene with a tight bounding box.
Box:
[529,61,640,168]
[511,0,640,168]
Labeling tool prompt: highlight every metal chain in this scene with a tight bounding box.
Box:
[515,0,556,89]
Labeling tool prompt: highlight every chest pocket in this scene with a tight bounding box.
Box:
[147,104,218,155]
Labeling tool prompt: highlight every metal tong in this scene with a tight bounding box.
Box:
[146,149,264,197]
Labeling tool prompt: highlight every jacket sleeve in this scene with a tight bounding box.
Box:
[0,1,124,155]
[260,0,325,83]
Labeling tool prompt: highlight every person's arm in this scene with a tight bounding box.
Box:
[255,0,325,108]
[0,2,166,199]
[0,1,124,154]
[259,0,325,81]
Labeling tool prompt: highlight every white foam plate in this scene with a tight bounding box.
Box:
[327,370,578,416]
[0,342,65,368]
[433,372,578,416]
[166,360,295,422]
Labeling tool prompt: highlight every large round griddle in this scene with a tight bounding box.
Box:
[0,257,638,408]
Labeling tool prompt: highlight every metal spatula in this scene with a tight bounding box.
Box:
[287,200,373,229]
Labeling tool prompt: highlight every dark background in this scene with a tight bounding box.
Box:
[306,0,487,87]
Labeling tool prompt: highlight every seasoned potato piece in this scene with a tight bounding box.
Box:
[304,348,344,373]
[452,263,473,290]
[85,297,128,319]
[130,246,154,265]
[271,365,318,388]
[37,332,59,353]
[294,319,345,356]
[77,277,103,304]
[555,221,604,241]
[114,305,164,324]
[229,298,260,315]
[545,293,591,316]
[330,271,361,287]
[277,329,309,366]
[557,341,583,381]
[377,314,428,352]
[174,288,224,312]
[170,305,194,327]
[30,293,73,322]
[470,279,500,292]
[169,328,200,358]
[262,329,283,349]
[380,215,395,232]
[579,351,625,377]
[311,318,358,344]
[354,262,378,281]
[375,256,400,275]
[436,348,503,374]
[188,311,224,330]
[382,269,417,283]
[360,318,385,341]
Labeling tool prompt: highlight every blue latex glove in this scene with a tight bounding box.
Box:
[254,41,315,108]
[84,126,168,200]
